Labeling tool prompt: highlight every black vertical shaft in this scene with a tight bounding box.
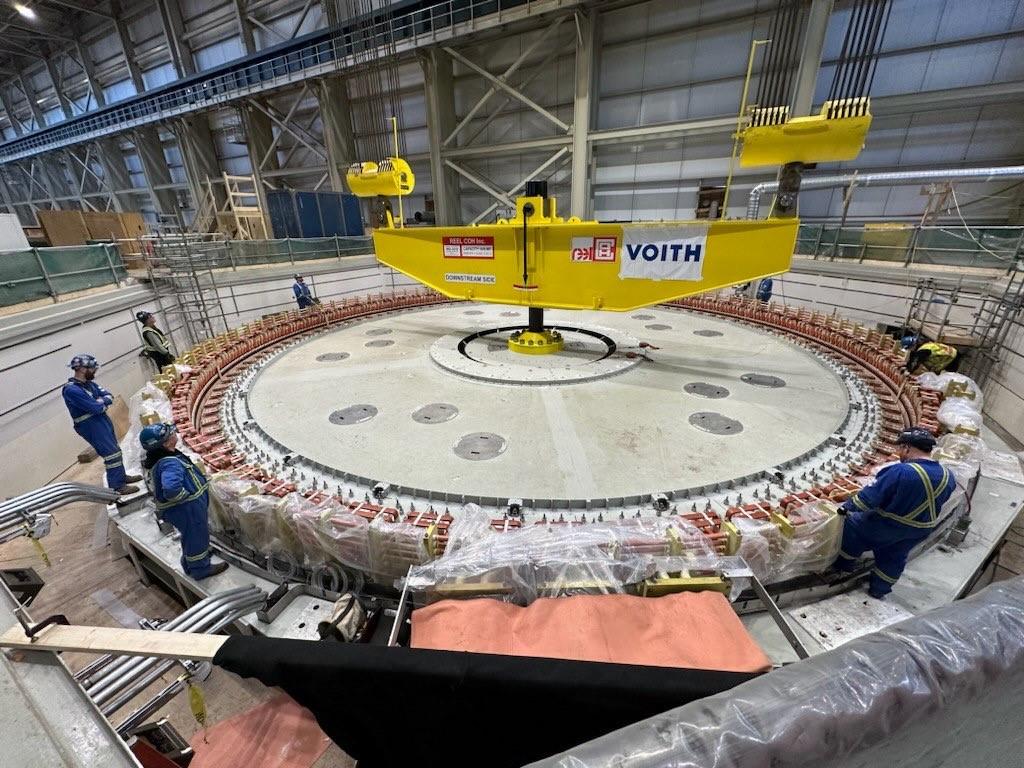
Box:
[528,307,544,333]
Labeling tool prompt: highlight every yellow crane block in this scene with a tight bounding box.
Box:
[345,157,415,198]
[739,98,872,168]
[373,195,796,312]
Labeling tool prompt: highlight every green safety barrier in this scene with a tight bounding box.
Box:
[795,224,1021,268]
[0,244,127,308]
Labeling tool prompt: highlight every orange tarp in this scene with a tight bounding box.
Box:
[411,592,772,673]
[189,694,331,768]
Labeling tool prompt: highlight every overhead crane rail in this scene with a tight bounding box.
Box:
[0,0,576,164]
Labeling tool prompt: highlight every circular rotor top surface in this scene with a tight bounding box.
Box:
[246,304,849,502]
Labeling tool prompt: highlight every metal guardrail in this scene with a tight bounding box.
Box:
[795,223,1024,269]
[0,0,573,164]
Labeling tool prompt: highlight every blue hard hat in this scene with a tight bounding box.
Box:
[69,354,99,370]
[140,422,176,451]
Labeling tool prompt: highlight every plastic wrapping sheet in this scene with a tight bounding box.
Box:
[119,382,173,477]
[273,493,332,567]
[937,398,984,433]
[916,371,983,407]
[933,433,987,466]
[732,517,778,583]
[235,493,284,554]
[528,576,1024,768]
[207,474,263,534]
[368,516,430,583]
[403,518,724,604]
[445,503,494,553]
[313,506,372,573]
[731,504,839,584]
[773,501,842,582]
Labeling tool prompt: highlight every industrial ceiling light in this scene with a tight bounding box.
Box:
[13,3,36,19]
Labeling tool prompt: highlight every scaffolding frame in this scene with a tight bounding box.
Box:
[901,262,1024,387]
[143,233,230,347]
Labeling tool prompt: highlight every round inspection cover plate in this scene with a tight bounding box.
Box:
[365,328,392,336]
[500,311,521,317]
[316,352,350,362]
[689,411,743,435]
[463,309,485,315]
[693,329,723,337]
[742,373,787,388]
[329,404,378,425]
[365,339,394,348]
[684,382,730,399]
[645,323,672,331]
[412,403,459,424]
[453,432,507,460]
[632,313,655,320]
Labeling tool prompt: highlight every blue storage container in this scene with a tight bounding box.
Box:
[265,189,364,239]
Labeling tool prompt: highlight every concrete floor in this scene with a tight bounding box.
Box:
[0,458,353,768]
[248,304,850,502]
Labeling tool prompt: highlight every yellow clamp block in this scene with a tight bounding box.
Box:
[346,158,415,198]
[740,98,872,167]
[722,520,742,555]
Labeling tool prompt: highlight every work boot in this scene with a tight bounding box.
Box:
[124,474,143,483]
[198,561,229,579]
[115,484,140,496]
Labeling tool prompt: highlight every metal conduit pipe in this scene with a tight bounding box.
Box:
[83,590,263,694]
[78,586,260,685]
[0,483,120,518]
[87,594,266,704]
[95,601,265,712]
[746,164,1024,219]
[80,588,262,689]
[76,586,261,684]
[116,676,189,736]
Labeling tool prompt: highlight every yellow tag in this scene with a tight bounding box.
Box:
[30,536,50,568]
[187,682,209,742]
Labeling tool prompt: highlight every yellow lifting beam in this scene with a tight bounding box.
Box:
[372,194,797,312]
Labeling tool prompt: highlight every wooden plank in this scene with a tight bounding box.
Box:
[37,210,89,246]
[0,623,228,660]
[83,211,127,241]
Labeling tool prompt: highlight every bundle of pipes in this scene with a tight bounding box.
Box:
[74,586,266,732]
[0,482,121,545]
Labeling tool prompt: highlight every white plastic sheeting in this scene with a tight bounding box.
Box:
[403,518,748,604]
[119,382,173,478]
[528,576,1024,768]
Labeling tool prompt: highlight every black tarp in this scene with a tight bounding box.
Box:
[214,636,759,767]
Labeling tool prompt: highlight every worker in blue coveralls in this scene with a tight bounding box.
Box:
[756,277,774,302]
[140,423,227,580]
[62,354,141,496]
[293,274,317,309]
[833,427,956,598]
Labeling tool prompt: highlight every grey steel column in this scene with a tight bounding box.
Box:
[570,10,596,219]
[95,139,135,213]
[134,128,180,221]
[313,77,357,193]
[791,0,835,116]
[173,119,226,216]
[421,49,462,225]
